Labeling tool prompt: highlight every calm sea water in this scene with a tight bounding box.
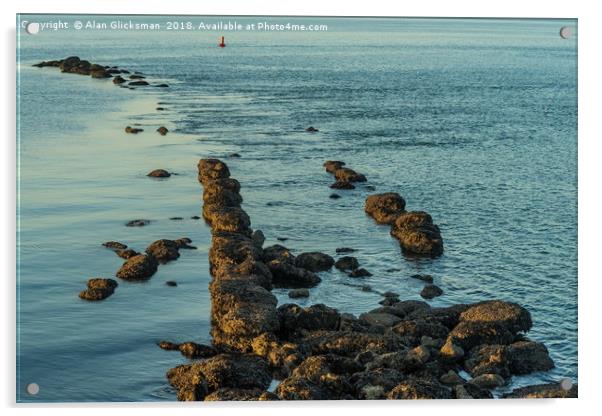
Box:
[17,15,577,402]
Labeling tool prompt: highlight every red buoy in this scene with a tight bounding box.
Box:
[218,36,226,48]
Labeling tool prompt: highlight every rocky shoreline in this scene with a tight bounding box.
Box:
[35,56,576,401]
[164,158,576,400]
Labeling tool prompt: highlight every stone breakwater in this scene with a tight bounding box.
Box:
[165,159,574,401]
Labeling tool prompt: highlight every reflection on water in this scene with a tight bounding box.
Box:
[17,16,577,401]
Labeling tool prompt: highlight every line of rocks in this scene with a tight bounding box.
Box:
[33,56,169,88]
[365,192,444,257]
[164,159,569,400]
[324,160,367,191]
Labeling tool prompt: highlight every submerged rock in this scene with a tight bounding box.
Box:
[365,193,406,224]
[289,288,310,299]
[147,169,171,178]
[268,259,322,288]
[330,181,355,190]
[125,126,143,134]
[157,126,169,136]
[125,219,150,227]
[116,254,158,280]
[116,248,139,259]
[112,76,126,84]
[334,168,367,183]
[420,284,443,300]
[349,268,372,278]
[411,274,434,283]
[102,241,127,250]
[294,252,335,272]
[334,256,359,271]
[129,80,149,86]
[305,126,319,132]
[178,342,218,359]
[78,278,118,301]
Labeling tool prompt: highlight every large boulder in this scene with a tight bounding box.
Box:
[365,193,406,224]
[116,254,158,280]
[390,211,443,257]
[166,353,271,401]
[446,321,515,351]
[459,300,532,334]
[294,252,335,272]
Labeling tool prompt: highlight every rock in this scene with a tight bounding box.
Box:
[102,241,127,250]
[324,160,345,173]
[330,181,355,190]
[277,237,288,241]
[383,291,399,298]
[125,219,150,227]
[116,248,139,259]
[203,188,243,207]
[170,217,183,221]
[191,215,200,220]
[78,278,118,301]
[299,329,405,357]
[155,83,169,88]
[178,342,218,359]
[329,193,341,199]
[439,339,465,362]
[334,168,367,183]
[379,296,400,306]
[275,377,329,400]
[267,259,321,288]
[112,76,126,84]
[452,383,493,399]
[446,321,514,351]
[156,107,165,110]
[401,345,431,371]
[359,312,402,327]
[469,373,505,389]
[166,353,271,401]
[305,126,319,132]
[157,126,169,136]
[335,247,357,254]
[165,280,178,287]
[464,344,510,377]
[204,388,268,401]
[390,300,432,317]
[439,370,465,386]
[203,205,251,235]
[278,304,340,336]
[459,300,532,334]
[125,126,143,134]
[174,237,196,249]
[289,288,310,299]
[146,239,180,263]
[198,158,231,184]
[129,80,149,86]
[129,74,146,79]
[387,378,452,399]
[502,382,578,399]
[147,169,171,178]
[349,368,406,398]
[349,268,372,278]
[209,232,263,276]
[393,319,450,341]
[157,340,180,350]
[420,284,443,299]
[365,193,406,224]
[411,274,434,283]
[334,256,359,271]
[507,340,555,374]
[250,229,265,249]
[90,68,111,78]
[295,252,335,272]
[390,211,444,257]
[116,254,158,280]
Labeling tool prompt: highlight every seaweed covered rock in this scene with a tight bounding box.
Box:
[145,239,180,263]
[267,259,322,288]
[209,232,263,276]
[294,252,335,272]
[102,241,127,250]
[334,168,367,183]
[446,321,514,351]
[116,254,158,280]
[365,193,406,225]
[299,330,406,357]
[202,205,251,235]
[386,377,452,400]
[166,353,271,401]
[390,211,444,257]
[78,278,118,301]
[278,304,340,336]
[324,160,345,173]
[459,300,532,334]
[198,158,231,184]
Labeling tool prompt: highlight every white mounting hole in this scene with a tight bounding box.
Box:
[26,383,40,395]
